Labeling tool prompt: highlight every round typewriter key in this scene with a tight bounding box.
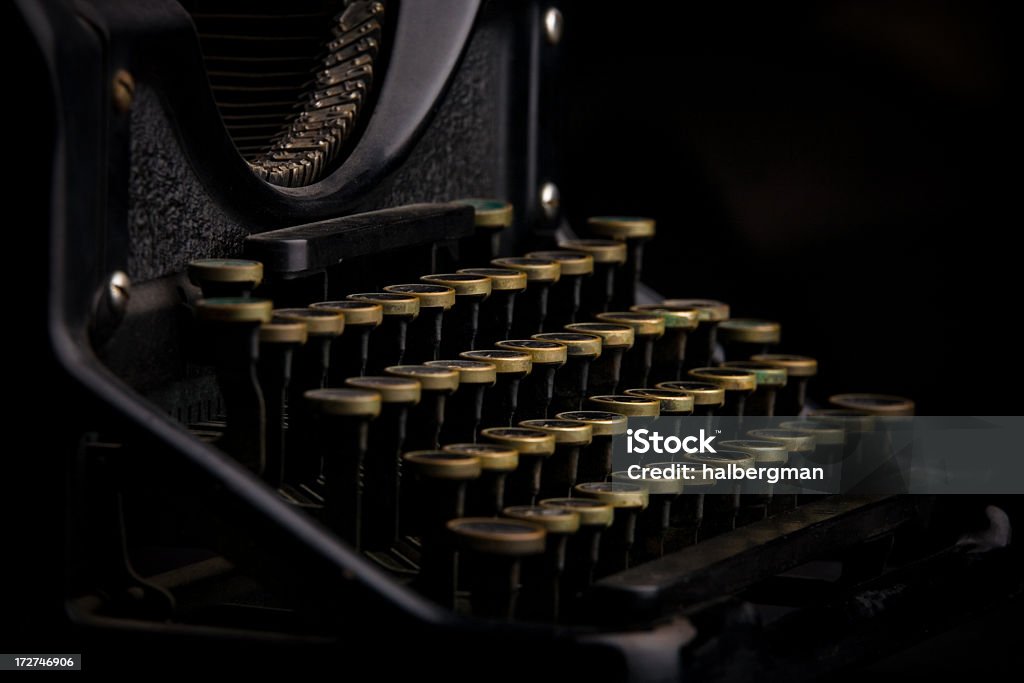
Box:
[504,505,580,621]
[656,380,726,416]
[751,354,817,415]
[613,465,684,561]
[533,332,603,414]
[481,426,556,507]
[456,198,514,264]
[576,481,649,576]
[520,419,592,499]
[828,393,915,417]
[748,428,821,510]
[447,517,546,619]
[689,367,757,433]
[632,304,701,383]
[721,360,787,417]
[405,451,481,608]
[195,298,273,473]
[421,273,493,355]
[526,249,595,328]
[718,318,781,359]
[624,387,695,416]
[458,268,527,348]
[681,450,755,539]
[386,365,459,451]
[559,238,627,317]
[778,420,847,502]
[346,376,422,549]
[492,257,561,337]
[427,359,497,443]
[347,292,420,373]
[311,300,383,382]
[661,299,730,370]
[305,388,381,549]
[497,339,567,420]
[384,284,456,364]
[461,349,533,428]
[746,428,816,453]
[555,410,628,483]
[587,394,661,417]
[445,443,519,517]
[258,318,307,488]
[188,258,263,298]
[586,216,655,309]
[596,312,665,388]
[718,439,790,521]
[540,497,614,607]
[566,322,634,395]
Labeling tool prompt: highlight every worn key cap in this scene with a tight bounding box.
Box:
[426,359,497,443]
[533,332,602,413]
[457,268,527,348]
[420,273,492,355]
[383,284,455,363]
[310,300,382,382]
[196,298,273,472]
[565,322,634,395]
[496,339,568,420]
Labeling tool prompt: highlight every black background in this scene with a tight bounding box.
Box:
[561,0,1013,415]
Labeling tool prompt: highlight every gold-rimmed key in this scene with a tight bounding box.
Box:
[752,354,818,416]
[481,426,556,507]
[404,450,481,608]
[345,376,422,550]
[533,332,603,414]
[195,297,273,473]
[447,517,546,620]
[525,249,595,328]
[575,481,649,576]
[420,273,493,355]
[660,299,730,370]
[383,284,456,363]
[427,359,497,443]
[554,410,628,483]
[565,322,634,395]
[519,419,593,499]
[304,388,381,549]
[444,443,519,517]
[596,311,666,388]
[504,505,580,621]
[188,258,263,298]
[631,303,701,383]
[346,292,420,373]
[586,216,655,309]
[385,365,460,450]
[457,267,527,348]
[460,349,532,428]
[491,257,561,337]
[558,238,627,317]
[275,307,345,483]
[496,339,568,420]
[257,317,308,487]
[310,300,383,381]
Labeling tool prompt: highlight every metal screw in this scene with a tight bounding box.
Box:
[543,8,564,45]
[107,271,131,318]
[539,182,560,220]
[112,70,135,112]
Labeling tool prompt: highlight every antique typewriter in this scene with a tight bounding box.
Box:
[14,0,1020,678]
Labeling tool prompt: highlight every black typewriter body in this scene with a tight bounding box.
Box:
[12,0,1020,678]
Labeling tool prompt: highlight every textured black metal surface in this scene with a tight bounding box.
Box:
[127,3,504,281]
